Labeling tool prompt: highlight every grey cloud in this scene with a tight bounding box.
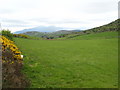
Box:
[30,18,89,24]
[72,1,118,14]
[84,1,118,14]
[0,9,15,14]
[60,19,89,24]
[47,20,91,25]
[2,24,33,27]
[2,18,29,24]
[29,18,49,22]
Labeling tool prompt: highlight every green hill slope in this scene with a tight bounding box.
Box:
[84,19,118,33]
[58,32,118,40]
[57,19,119,39]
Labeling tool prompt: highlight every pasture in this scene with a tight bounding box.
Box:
[14,35,118,88]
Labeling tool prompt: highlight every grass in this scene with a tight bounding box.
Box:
[14,33,118,88]
[58,31,118,40]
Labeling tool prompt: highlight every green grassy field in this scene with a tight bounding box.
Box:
[14,33,118,88]
[58,31,118,40]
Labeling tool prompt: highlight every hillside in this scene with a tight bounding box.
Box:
[57,19,119,39]
[84,19,118,33]
[22,30,81,39]
[57,32,118,40]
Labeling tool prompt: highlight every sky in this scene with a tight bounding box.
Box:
[0,0,119,32]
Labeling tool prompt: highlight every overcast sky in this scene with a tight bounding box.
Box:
[0,0,119,32]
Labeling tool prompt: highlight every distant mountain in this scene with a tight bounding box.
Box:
[52,30,81,35]
[23,31,47,37]
[22,30,81,38]
[14,25,81,38]
[14,26,64,34]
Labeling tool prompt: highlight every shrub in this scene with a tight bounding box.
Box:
[1,30,13,40]
[13,34,29,38]
[1,36,30,88]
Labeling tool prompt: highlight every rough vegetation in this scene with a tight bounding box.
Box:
[1,30,30,88]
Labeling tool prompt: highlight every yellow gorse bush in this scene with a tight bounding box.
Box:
[1,35,29,88]
[1,35,23,64]
[13,34,29,38]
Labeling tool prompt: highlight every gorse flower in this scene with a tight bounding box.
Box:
[1,36,23,64]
